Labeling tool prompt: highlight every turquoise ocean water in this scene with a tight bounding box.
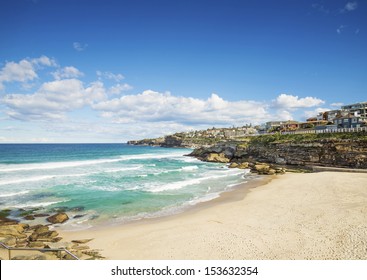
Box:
[0,144,250,229]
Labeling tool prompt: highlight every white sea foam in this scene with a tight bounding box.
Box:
[0,175,55,186]
[0,158,124,172]
[147,177,206,193]
[90,185,122,192]
[173,156,198,163]
[147,168,245,193]
[9,200,68,208]
[0,152,186,173]
[119,152,186,161]
[181,165,199,171]
[0,190,30,198]
[103,166,143,173]
[0,172,101,186]
[186,193,221,205]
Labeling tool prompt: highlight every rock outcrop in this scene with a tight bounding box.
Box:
[188,136,367,171]
[46,212,69,224]
[0,211,103,260]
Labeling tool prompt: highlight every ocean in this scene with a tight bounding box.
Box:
[0,144,250,229]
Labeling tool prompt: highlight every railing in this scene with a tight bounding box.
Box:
[0,241,79,260]
[257,126,367,136]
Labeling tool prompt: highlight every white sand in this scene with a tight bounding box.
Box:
[61,172,367,259]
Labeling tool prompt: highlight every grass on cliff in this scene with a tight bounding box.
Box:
[249,131,367,144]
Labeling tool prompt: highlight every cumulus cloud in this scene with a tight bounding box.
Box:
[0,60,37,88]
[31,55,57,67]
[73,42,88,51]
[2,79,107,121]
[52,66,84,80]
[108,83,133,95]
[93,90,271,126]
[274,110,294,121]
[0,56,56,90]
[273,94,325,109]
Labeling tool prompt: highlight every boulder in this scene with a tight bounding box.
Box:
[28,232,39,242]
[28,241,46,248]
[228,162,239,168]
[0,225,27,238]
[205,153,230,163]
[46,213,69,224]
[0,236,16,246]
[267,169,276,175]
[38,230,59,239]
[0,217,18,226]
[238,162,249,169]
[23,215,35,220]
[35,225,50,235]
[15,239,28,247]
[275,167,286,174]
[52,237,63,243]
[254,164,270,173]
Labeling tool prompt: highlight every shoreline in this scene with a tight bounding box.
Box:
[59,171,367,260]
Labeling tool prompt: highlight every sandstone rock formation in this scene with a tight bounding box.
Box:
[188,136,367,173]
[46,212,69,224]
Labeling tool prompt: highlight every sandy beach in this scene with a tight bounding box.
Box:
[60,172,367,260]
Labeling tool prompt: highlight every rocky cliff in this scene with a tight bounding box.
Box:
[127,134,217,148]
[189,134,367,169]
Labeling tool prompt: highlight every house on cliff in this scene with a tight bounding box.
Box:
[334,114,367,128]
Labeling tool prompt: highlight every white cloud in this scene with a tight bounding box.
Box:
[303,107,331,119]
[96,71,125,82]
[2,79,107,121]
[0,56,56,90]
[345,2,358,11]
[93,90,271,126]
[274,110,294,121]
[52,66,84,80]
[0,59,37,86]
[73,42,88,51]
[273,94,325,109]
[108,83,133,95]
[31,55,57,67]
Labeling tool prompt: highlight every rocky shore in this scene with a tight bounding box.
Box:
[188,136,367,171]
[0,209,103,260]
[129,131,367,174]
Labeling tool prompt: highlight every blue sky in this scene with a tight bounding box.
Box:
[0,0,366,142]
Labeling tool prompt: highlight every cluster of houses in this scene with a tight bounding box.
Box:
[176,101,367,140]
[180,125,258,139]
[262,101,367,133]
